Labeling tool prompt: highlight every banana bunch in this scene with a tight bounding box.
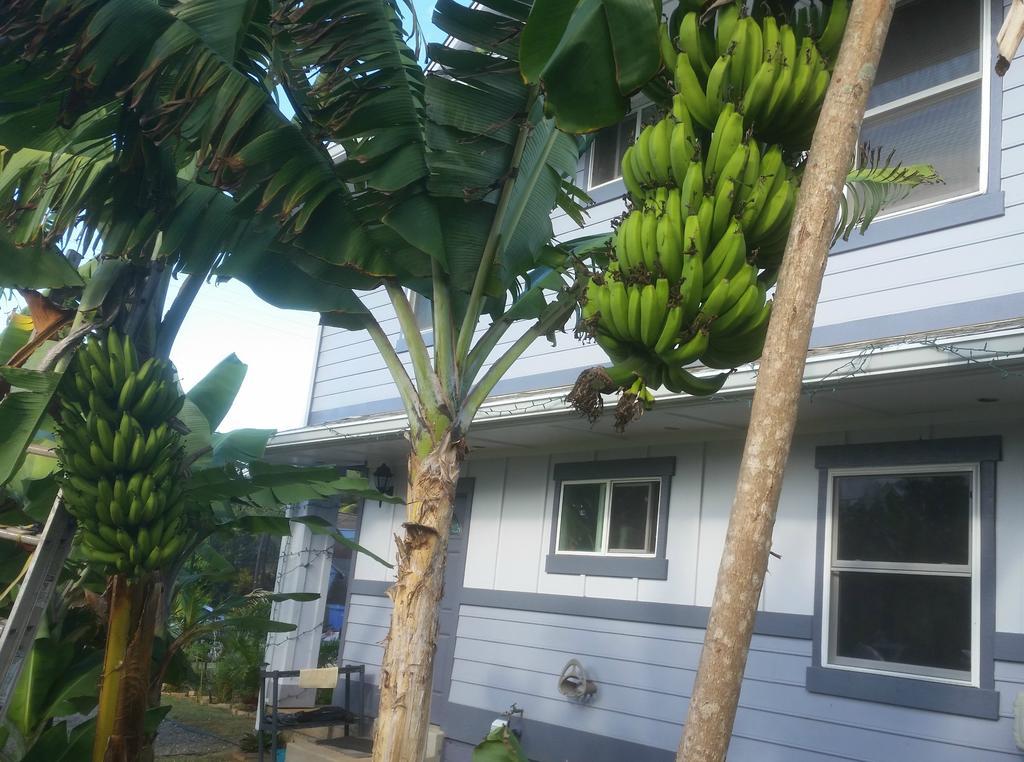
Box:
[57,331,190,577]
[670,0,847,147]
[575,1,848,412]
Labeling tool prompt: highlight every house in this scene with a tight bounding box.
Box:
[264,0,1024,758]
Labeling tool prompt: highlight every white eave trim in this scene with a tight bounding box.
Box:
[268,321,1024,451]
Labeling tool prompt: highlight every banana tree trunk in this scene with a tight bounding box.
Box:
[372,428,464,762]
[93,576,133,762]
[93,576,160,762]
[676,4,894,761]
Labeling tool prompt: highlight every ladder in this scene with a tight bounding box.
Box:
[0,493,76,722]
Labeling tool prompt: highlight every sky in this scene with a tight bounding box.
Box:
[169,1,448,434]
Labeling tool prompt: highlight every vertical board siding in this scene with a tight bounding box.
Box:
[449,605,1023,760]
[458,422,1024,626]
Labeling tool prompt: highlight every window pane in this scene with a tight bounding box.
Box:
[411,293,432,330]
[558,483,606,552]
[860,83,982,213]
[833,571,971,674]
[589,119,634,188]
[834,472,971,564]
[608,481,658,553]
[868,0,980,109]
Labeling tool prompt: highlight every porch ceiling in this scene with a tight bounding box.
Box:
[267,324,1024,467]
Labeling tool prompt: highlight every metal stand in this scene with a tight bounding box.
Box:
[0,495,76,722]
[257,665,366,762]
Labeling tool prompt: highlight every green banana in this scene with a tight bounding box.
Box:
[669,120,696,188]
[649,118,673,185]
[664,367,730,396]
[660,328,710,366]
[711,282,763,336]
[675,53,715,129]
[817,0,849,60]
[678,12,710,79]
[654,305,686,355]
[659,22,678,71]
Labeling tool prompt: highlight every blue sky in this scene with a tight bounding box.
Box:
[170,1,446,434]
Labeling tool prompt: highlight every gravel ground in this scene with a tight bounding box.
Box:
[154,717,238,758]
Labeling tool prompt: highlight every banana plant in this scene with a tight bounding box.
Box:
[0,0,596,758]
[0,344,395,760]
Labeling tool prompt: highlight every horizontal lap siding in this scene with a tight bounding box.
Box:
[449,605,1022,760]
[339,594,392,688]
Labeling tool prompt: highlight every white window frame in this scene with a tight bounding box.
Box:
[553,476,661,557]
[586,104,657,192]
[820,463,982,687]
[861,0,990,222]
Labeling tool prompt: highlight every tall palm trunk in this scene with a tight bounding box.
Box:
[676,4,895,760]
[372,428,464,762]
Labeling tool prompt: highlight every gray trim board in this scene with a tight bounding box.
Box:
[809,436,1002,718]
[459,588,813,640]
[585,178,628,206]
[830,0,1005,255]
[814,436,1002,468]
[994,632,1024,663]
[443,701,673,762]
[546,456,676,580]
[346,583,812,639]
[805,667,1000,720]
[430,479,476,728]
[552,457,676,480]
[349,579,392,597]
[808,292,1024,349]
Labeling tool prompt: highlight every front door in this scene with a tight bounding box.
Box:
[430,479,474,725]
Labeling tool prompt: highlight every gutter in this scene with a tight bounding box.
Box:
[268,320,1024,451]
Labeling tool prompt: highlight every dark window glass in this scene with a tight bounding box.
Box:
[557,483,606,552]
[860,84,982,213]
[834,572,971,673]
[868,0,980,109]
[608,482,658,553]
[590,119,634,188]
[834,472,971,564]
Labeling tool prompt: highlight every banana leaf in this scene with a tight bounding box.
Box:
[0,367,62,487]
[223,514,392,567]
[183,353,248,432]
[0,231,83,290]
[520,0,661,132]
[836,152,942,242]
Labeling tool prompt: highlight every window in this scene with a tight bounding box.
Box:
[824,467,978,683]
[859,0,988,216]
[546,457,674,579]
[808,437,1001,719]
[556,479,659,555]
[396,290,433,351]
[587,105,657,190]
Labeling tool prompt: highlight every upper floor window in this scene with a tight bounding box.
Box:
[587,105,657,190]
[824,466,979,684]
[860,0,987,216]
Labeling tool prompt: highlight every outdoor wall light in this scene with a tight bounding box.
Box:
[374,463,394,496]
